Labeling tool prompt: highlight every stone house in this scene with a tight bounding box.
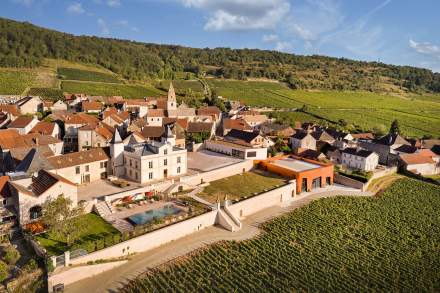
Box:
[48,148,110,185]
[8,170,77,225]
[290,132,317,151]
[341,148,379,171]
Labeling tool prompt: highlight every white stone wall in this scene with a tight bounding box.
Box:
[406,163,437,175]
[227,181,296,219]
[69,210,218,265]
[181,160,254,186]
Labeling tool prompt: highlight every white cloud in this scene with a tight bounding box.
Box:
[262,34,279,43]
[107,0,121,7]
[275,41,293,52]
[116,20,140,33]
[98,18,110,36]
[409,40,440,58]
[180,0,290,31]
[67,2,85,14]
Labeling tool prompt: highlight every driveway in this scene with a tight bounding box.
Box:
[65,186,371,293]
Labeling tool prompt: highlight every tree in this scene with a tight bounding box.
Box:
[372,124,387,136]
[41,195,85,246]
[0,260,8,282]
[389,119,400,134]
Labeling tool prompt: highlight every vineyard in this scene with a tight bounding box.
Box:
[205,80,440,137]
[0,70,35,94]
[61,80,164,99]
[123,178,440,292]
[58,67,121,83]
[27,87,64,101]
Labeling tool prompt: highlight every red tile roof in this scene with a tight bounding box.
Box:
[30,121,56,136]
[47,148,109,169]
[0,176,10,199]
[400,153,435,165]
[82,101,103,112]
[8,116,35,128]
[147,109,165,118]
[0,105,19,116]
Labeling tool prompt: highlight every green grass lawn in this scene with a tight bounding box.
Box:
[198,171,288,203]
[123,178,440,292]
[58,67,121,83]
[35,213,120,256]
[61,80,164,98]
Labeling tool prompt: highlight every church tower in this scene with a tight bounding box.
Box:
[167,82,177,117]
[110,128,125,177]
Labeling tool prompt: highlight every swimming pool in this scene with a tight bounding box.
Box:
[126,205,182,226]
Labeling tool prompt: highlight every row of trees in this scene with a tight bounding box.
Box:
[1,18,440,93]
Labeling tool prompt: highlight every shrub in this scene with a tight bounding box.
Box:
[0,260,8,282]
[4,246,20,265]
[24,259,38,272]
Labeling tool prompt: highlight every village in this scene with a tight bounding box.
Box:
[0,83,439,291]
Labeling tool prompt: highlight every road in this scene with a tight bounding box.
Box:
[65,187,371,293]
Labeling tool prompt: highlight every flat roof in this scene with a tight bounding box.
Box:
[272,158,321,172]
[187,150,244,172]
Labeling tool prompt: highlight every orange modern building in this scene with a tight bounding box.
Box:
[257,155,334,194]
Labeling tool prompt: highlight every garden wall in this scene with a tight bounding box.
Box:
[334,173,366,191]
[69,210,218,265]
[181,160,254,186]
[48,260,128,292]
[227,181,296,219]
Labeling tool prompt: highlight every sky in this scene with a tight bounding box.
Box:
[2,0,440,72]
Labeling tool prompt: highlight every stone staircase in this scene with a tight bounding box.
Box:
[94,201,113,217]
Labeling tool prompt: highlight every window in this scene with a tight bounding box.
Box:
[75,166,80,174]
[164,149,168,155]
[149,161,153,168]
[129,170,132,176]
[135,161,138,169]
[104,161,107,168]
[85,165,89,172]
[135,172,138,180]
[130,160,132,167]
[177,167,181,174]
[149,172,153,179]
[177,156,181,163]
[164,159,167,166]
[247,151,257,158]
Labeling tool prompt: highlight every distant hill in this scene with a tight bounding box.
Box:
[0,17,440,94]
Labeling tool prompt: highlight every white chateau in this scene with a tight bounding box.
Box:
[110,125,187,183]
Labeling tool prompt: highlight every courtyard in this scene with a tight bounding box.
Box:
[197,170,288,204]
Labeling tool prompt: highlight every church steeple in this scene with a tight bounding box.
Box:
[167,82,176,102]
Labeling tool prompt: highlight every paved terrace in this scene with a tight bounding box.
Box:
[65,184,372,293]
[187,150,243,172]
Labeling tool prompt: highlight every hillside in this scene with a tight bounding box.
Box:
[1,17,440,94]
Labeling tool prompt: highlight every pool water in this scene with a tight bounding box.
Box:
[127,205,182,225]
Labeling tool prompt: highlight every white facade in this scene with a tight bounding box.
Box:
[341,152,379,171]
[205,140,267,160]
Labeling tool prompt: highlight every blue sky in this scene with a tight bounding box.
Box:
[2,0,440,72]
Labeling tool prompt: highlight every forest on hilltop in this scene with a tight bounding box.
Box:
[1,17,440,93]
